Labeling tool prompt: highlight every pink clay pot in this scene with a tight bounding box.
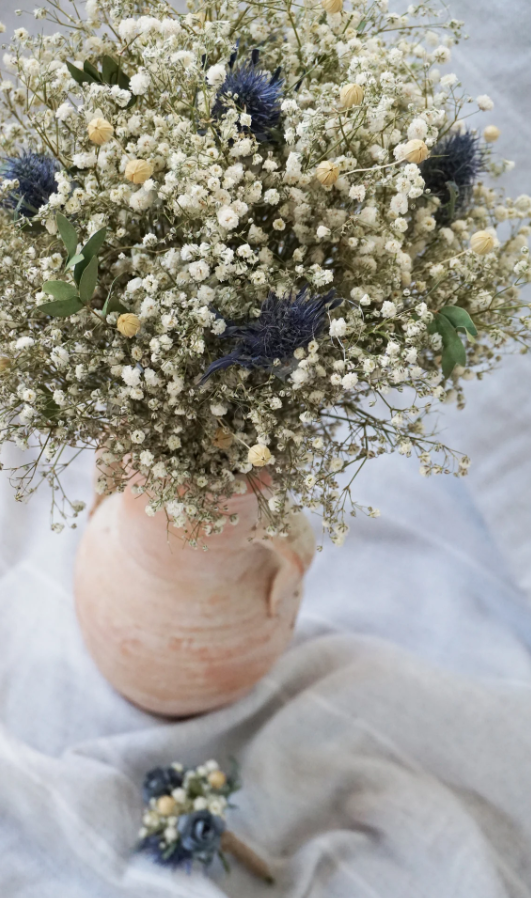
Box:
[74,478,315,716]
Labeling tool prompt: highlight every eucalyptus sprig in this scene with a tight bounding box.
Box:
[66,55,137,108]
[37,214,107,318]
[428,306,478,378]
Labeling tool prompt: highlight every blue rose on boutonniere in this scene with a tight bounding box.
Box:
[142,765,184,802]
[178,810,226,857]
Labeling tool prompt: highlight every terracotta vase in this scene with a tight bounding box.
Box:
[74,478,315,716]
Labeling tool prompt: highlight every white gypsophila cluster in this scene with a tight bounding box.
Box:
[0,0,530,547]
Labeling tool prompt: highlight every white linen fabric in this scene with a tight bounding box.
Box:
[2,1,531,896]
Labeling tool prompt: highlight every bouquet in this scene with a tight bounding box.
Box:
[0,0,529,546]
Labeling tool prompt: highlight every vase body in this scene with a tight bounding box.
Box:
[74,480,315,716]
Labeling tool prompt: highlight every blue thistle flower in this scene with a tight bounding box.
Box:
[0,151,60,217]
[201,287,342,382]
[212,48,283,142]
[420,131,485,223]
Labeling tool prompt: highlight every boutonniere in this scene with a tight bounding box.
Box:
[137,759,273,883]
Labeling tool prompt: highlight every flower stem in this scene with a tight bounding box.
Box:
[220,831,274,883]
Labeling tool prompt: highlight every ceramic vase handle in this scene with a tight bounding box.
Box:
[259,513,315,617]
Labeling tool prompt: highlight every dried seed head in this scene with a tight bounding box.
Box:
[208,770,227,789]
[87,117,114,146]
[339,83,364,108]
[470,230,495,255]
[248,444,272,467]
[213,427,233,450]
[483,125,501,143]
[401,139,429,164]
[125,159,154,184]
[322,0,343,12]
[0,358,11,373]
[315,160,340,187]
[156,795,177,816]
[117,313,141,338]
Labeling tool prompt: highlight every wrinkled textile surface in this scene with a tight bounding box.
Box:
[2,1,531,896]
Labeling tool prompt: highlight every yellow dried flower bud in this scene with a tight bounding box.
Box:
[470,230,496,255]
[483,125,501,143]
[87,117,114,146]
[315,160,340,187]
[213,427,233,450]
[339,83,364,108]
[156,795,177,816]
[0,357,11,373]
[322,0,343,12]
[248,444,272,467]
[125,159,154,184]
[117,313,141,338]
[401,139,429,164]
[208,770,227,789]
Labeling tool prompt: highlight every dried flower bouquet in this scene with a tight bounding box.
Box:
[0,0,529,547]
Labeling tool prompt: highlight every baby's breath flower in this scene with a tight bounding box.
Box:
[477,94,494,111]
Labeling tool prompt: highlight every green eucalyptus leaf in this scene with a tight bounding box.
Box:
[218,852,231,875]
[116,69,137,108]
[100,277,127,318]
[83,60,102,82]
[79,256,98,303]
[100,55,119,84]
[56,213,78,262]
[436,314,466,377]
[444,180,459,221]
[42,281,78,301]
[442,337,466,378]
[36,297,84,318]
[439,305,478,337]
[66,60,97,85]
[102,295,128,317]
[117,69,131,90]
[65,253,85,271]
[39,385,61,423]
[18,217,45,236]
[74,227,107,284]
